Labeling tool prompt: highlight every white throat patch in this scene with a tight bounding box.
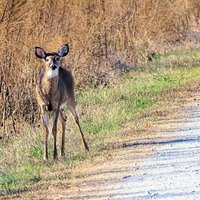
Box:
[47,68,59,78]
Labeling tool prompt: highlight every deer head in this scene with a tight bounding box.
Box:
[35,44,69,78]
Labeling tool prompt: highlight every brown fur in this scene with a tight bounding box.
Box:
[36,67,76,111]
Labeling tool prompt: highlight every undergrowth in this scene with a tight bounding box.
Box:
[1,48,200,196]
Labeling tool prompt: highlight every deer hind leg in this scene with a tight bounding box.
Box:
[59,110,67,157]
[41,110,49,160]
[52,110,59,160]
[69,106,89,151]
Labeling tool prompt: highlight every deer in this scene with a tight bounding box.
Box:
[34,44,89,160]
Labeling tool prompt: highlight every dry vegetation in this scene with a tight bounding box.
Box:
[0,0,200,135]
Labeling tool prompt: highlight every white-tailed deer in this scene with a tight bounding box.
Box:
[34,44,89,160]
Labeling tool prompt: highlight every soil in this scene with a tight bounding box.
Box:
[10,96,200,200]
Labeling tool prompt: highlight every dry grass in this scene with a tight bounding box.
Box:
[0,0,200,135]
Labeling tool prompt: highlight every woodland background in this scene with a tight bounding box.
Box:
[0,0,200,135]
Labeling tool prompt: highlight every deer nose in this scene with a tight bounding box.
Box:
[49,63,57,70]
[52,66,57,70]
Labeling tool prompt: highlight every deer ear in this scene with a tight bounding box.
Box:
[58,44,69,57]
[35,47,46,59]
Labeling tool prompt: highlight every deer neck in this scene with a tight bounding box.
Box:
[42,69,59,97]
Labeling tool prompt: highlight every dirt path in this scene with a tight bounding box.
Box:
[15,97,200,200]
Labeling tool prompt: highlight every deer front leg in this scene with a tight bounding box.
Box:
[41,109,49,160]
[52,109,59,160]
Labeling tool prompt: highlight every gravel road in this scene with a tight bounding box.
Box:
[14,98,200,200]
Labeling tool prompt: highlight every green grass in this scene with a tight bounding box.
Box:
[1,48,200,196]
[0,163,42,194]
[78,66,200,136]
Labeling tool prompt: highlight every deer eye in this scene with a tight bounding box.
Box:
[46,58,49,62]
[55,56,60,62]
